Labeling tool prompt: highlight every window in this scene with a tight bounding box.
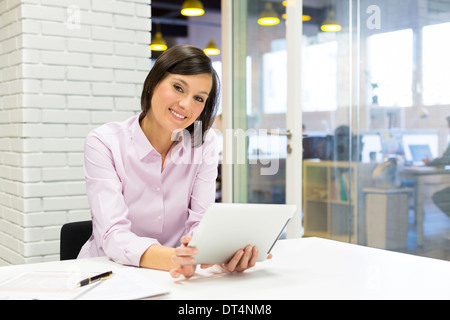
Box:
[423,22,450,105]
[262,50,287,114]
[367,29,413,107]
[302,41,338,112]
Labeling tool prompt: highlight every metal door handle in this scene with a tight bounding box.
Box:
[267,129,292,139]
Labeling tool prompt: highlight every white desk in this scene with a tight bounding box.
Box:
[0,238,449,300]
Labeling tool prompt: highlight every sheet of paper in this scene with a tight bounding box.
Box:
[0,271,99,300]
[0,268,170,300]
[79,268,170,300]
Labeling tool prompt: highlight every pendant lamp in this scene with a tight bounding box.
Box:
[204,38,220,56]
[150,31,167,51]
[181,0,205,17]
[258,2,280,26]
[321,9,342,32]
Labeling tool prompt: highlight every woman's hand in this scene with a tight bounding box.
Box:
[219,245,272,273]
[170,235,198,278]
[170,235,273,278]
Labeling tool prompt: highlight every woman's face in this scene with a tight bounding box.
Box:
[148,72,212,135]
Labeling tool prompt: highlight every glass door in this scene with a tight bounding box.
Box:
[223,0,303,238]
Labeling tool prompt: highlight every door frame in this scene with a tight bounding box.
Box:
[221,0,303,238]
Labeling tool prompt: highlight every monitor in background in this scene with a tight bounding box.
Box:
[302,135,333,160]
[402,133,439,164]
[409,144,433,163]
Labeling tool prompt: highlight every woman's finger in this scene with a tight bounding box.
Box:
[174,245,198,257]
[224,249,244,272]
[180,234,192,245]
[236,245,253,271]
[172,255,196,266]
[170,264,197,278]
[246,246,258,269]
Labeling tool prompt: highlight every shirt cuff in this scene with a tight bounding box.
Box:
[114,237,160,267]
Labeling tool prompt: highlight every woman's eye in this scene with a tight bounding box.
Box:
[174,84,183,92]
[195,96,204,103]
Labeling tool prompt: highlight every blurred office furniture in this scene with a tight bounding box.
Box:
[364,187,412,250]
[303,160,361,243]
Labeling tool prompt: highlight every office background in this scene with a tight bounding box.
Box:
[0,0,449,266]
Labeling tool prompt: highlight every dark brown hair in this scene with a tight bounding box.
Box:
[141,45,220,146]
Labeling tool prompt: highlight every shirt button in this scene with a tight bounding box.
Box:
[155,187,161,191]
[157,215,162,220]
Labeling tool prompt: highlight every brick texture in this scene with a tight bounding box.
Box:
[0,0,151,265]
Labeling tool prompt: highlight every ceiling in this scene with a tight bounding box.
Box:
[151,0,327,39]
[151,0,221,38]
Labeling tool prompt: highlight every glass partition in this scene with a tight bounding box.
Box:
[229,0,449,260]
[302,0,450,259]
[355,0,450,259]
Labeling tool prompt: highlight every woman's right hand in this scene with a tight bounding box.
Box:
[170,235,201,278]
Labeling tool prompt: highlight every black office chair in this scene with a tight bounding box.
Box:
[60,221,92,260]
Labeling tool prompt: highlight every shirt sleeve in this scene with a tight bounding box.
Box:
[83,131,158,267]
[184,129,219,235]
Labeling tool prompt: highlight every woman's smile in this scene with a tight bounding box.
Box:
[169,108,187,121]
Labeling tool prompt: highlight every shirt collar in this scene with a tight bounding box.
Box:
[131,113,191,161]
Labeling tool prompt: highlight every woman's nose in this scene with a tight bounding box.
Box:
[178,96,191,110]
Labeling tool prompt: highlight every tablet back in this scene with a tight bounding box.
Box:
[188,203,297,265]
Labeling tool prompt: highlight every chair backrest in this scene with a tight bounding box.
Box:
[60,221,92,260]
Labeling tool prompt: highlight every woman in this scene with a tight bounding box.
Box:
[78,45,261,278]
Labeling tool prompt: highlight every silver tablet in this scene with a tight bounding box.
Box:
[188,203,297,265]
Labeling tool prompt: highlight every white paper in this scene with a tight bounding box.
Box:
[0,271,99,300]
[79,268,170,300]
[0,268,169,300]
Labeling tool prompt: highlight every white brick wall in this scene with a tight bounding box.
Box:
[0,0,151,265]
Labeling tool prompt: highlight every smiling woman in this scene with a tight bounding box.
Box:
[77,45,265,279]
[141,45,220,147]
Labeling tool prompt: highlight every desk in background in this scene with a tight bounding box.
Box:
[0,237,449,300]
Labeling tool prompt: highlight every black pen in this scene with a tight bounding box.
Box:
[76,271,113,287]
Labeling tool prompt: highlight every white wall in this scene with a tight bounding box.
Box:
[0,0,151,265]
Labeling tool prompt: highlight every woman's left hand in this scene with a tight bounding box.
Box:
[216,245,272,273]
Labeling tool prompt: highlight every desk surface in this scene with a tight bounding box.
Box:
[0,238,449,300]
[403,165,450,175]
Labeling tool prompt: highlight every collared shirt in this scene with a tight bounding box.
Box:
[78,113,218,266]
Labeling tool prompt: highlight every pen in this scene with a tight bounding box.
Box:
[76,271,113,287]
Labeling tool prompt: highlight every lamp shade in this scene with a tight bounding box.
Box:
[321,10,341,32]
[150,31,167,51]
[204,38,220,56]
[181,0,205,17]
[258,2,280,26]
